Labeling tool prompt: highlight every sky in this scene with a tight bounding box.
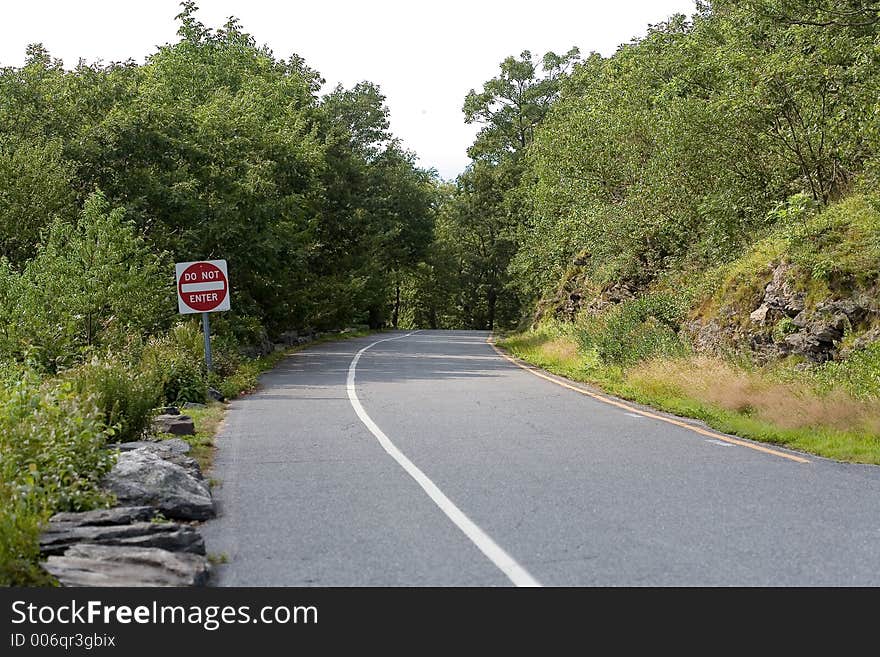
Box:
[0,1,697,180]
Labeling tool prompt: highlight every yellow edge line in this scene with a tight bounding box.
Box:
[487,337,810,465]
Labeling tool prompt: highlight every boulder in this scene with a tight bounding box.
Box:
[43,544,209,587]
[41,521,205,556]
[111,440,201,479]
[102,449,214,520]
[207,387,225,402]
[749,304,770,324]
[152,414,195,436]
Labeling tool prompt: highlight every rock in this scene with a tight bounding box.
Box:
[41,521,205,556]
[279,330,299,345]
[111,440,200,478]
[159,406,181,416]
[207,387,225,402]
[146,438,192,455]
[49,506,157,526]
[811,314,848,343]
[840,327,880,359]
[763,263,804,317]
[749,304,770,324]
[43,544,209,587]
[157,453,204,481]
[113,440,159,451]
[152,414,195,436]
[182,401,206,410]
[102,449,214,520]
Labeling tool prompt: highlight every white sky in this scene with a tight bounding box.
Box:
[1,0,696,179]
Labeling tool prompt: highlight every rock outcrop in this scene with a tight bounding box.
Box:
[689,261,879,363]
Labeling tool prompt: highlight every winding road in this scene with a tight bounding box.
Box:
[202,330,880,586]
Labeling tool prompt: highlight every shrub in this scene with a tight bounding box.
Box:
[0,373,115,585]
[574,292,690,367]
[61,356,162,443]
[140,322,208,404]
[0,373,115,511]
[814,341,880,401]
[9,191,171,372]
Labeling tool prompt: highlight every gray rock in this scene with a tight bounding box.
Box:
[112,440,161,451]
[41,521,205,556]
[49,506,157,526]
[43,544,209,587]
[146,438,192,455]
[207,387,225,402]
[811,314,848,343]
[158,406,181,416]
[157,453,204,481]
[750,304,770,324]
[182,401,206,410]
[112,440,201,479]
[763,263,805,317]
[102,450,214,520]
[152,414,195,436]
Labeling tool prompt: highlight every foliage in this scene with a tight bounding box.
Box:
[61,356,162,443]
[0,373,115,585]
[1,191,169,371]
[140,322,209,405]
[574,293,692,367]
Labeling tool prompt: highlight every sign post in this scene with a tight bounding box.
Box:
[175,259,231,373]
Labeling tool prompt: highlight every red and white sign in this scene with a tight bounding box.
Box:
[175,259,231,314]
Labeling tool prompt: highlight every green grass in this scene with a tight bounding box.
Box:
[498,328,880,464]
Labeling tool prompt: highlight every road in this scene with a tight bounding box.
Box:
[202,330,880,586]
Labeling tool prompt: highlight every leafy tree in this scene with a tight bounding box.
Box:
[9,191,169,370]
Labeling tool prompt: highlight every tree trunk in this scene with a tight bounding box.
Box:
[392,281,401,329]
[487,288,497,331]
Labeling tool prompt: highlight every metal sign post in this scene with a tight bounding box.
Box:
[202,312,213,372]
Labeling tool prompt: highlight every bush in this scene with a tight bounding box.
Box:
[4,191,171,373]
[574,292,690,367]
[814,341,880,401]
[0,494,53,586]
[61,356,162,443]
[0,373,115,585]
[140,322,208,404]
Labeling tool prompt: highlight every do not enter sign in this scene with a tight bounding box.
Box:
[175,260,231,314]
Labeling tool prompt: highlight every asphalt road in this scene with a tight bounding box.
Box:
[202,330,880,586]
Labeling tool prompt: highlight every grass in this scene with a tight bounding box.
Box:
[498,328,880,464]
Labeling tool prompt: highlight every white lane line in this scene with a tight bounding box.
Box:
[347,331,541,587]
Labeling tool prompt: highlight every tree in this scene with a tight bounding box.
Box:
[463,48,581,163]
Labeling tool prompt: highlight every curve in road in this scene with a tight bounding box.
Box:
[203,330,880,586]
